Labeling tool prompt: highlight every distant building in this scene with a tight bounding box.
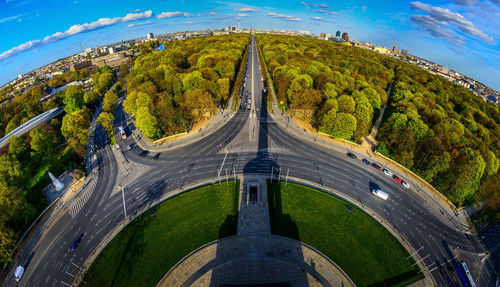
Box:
[487,94,498,105]
[108,47,116,54]
[341,32,349,41]
[70,61,90,71]
[401,49,408,56]
[392,43,399,54]
[336,31,341,37]
[17,73,24,80]
[228,26,237,32]
[147,33,154,40]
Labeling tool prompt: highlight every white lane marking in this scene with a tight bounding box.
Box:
[68,179,97,217]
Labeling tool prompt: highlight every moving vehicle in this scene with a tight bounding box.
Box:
[393,175,402,182]
[362,158,371,165]
[401,180,410,188]
[14,265,24,282]
[118,126,127,140]
[371,189,389,200]
[347,152,357,159]
[371,163,381,170]
[382,169,392,176]
[140,150,148,157]
[153,153,161,160]
[455,261,476,287]
[124,144,133,151]
[70,233,84,251]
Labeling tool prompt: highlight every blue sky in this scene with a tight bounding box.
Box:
[0,0,499,91]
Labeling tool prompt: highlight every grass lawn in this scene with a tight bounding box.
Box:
[83,181,240,287]
[267,181,423,287]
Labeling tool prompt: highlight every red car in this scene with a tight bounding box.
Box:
[393,174,402,182]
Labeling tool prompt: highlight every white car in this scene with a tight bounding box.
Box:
[382,169,392,176]
[401,180,410,188]
[14,266,24,282]
[372,189,389,200]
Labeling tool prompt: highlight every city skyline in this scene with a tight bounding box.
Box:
[0,0,499,91]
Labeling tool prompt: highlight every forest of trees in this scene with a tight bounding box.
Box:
[0,65,117,262]
[123,34,249,139]
[256,34,393,142]
[257,34,500,211]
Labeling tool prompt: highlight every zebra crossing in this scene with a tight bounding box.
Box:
[68,179,98,217]
[420,200,450,226]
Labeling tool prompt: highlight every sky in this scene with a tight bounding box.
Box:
[0,0,499,91]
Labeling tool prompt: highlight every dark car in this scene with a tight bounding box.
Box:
[347,152,357,159]
[70,233,84,251]
[393,174,402,182]
[371,163,381,170]
[139,150,148,157]
[153,153,161,160]
[362,158,371,165]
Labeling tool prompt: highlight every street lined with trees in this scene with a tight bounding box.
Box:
[257,34,500,216]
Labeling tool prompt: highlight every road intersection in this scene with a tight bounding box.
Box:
[7,35,497,287]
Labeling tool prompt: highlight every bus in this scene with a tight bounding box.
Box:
[118,126,127,140]
[455,261,476,287]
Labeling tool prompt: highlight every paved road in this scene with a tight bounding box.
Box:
[8,35,497,287]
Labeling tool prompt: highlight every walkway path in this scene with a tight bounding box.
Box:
[156,175,355,287]
[361,81,392,152]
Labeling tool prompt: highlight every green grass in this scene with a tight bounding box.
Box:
[84,181,240,287]
[267,181,423,287]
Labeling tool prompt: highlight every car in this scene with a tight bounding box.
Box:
[139,150,148,157]
[382,169,392,176]
[124,144,133,151]
[371,163,381,170]
[362,158,371,165]
[371,189,389,200]
[14,266,24,282]
[70,233,84,251]
[153,153,161,160]
[393,175,402,182]
[347,152,357,159]
[401,180,410,188]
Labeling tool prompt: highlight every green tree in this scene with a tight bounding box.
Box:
[102,90,118,112]
[182,71,204,92]
[330,112,357,139]
[29,127,54,155]
[63,86,85,113]
[323,83,337,99]
[61,110,91,157]
[422,152,451,182]
[0,225,15,263]
[136,106,158,138]
[216,78,230,102]
[8,136,26,159]
[97,112,115,134]
[337,95,356,114]
[361,87,381,109]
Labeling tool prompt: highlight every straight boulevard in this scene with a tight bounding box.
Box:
[9,35,496,287]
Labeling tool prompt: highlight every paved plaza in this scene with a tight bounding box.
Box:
[156,176,355,287]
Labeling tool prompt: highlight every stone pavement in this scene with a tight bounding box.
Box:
[237,177,271,235]
[156,235,355,287]
[156,175,356,287]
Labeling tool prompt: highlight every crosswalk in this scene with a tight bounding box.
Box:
[68,179,98,217]
[420,200,450,225]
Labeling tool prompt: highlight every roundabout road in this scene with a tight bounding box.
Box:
[9,35,497,287]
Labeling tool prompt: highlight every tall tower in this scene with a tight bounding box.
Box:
[238,18,240,30]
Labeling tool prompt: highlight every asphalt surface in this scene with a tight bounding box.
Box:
[7,35,497,287]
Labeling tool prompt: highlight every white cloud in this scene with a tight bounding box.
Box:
[238,13,251,17]
[410,1,494,44]
[300,2,329,9]
[0,14,23,23]
[157,11,192,19]
[311,16,334,23]
[127,21,152,28]
[209,10,217,15]
[236,8,256,12]
[267,11,301,21]
[0,10,152,61]
[314,9,339,15]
